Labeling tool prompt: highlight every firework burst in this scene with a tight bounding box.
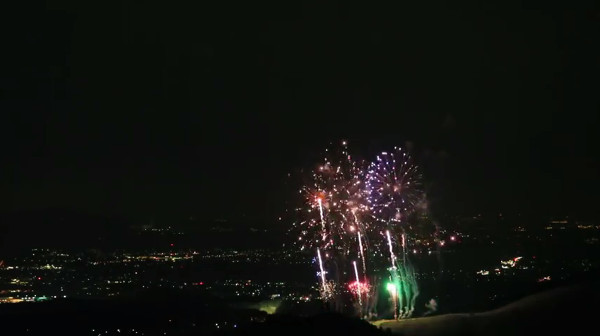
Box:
[366,146,423,224]
[292,141,370,304]
[293,141,361,250]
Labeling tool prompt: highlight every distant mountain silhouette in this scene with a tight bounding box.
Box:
[0,208,135,254]
[0,208,286,255]
[0,288,267,336]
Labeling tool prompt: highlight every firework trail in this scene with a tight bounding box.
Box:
[317,197,326,241]
[317,248,327,295]
[386,230,396,269]
[357,231,366,276]
[402,233,407,264]
[386,230,401,319]
[353,261,362,310]
[409,265,420,317]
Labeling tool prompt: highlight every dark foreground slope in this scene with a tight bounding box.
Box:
[3,283,598,336]
[0,289,267,336]
[375,282,600,336]
[231,313,385,336]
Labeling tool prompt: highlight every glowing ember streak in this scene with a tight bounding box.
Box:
[317,197,326,240]
[386,230,395,268]
[317,248,326,293]
[402,233,407,264]
[357,231,366,275]
[353,261,362,309]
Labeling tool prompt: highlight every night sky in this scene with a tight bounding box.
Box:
[3,3,599,224]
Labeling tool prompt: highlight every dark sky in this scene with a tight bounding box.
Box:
[2,3,599,223]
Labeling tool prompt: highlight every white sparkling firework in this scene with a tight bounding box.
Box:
[366,147,423,224]
[353,260,362,308]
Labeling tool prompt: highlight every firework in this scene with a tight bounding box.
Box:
[317,196,326,241]
[386,230,396,268]
[294,141,360,250]
[348,280,370,296]
[292,141,369,305]
[366,147,425,319]
[291,142,431,319]
[386,282,398,320]
[357,231,366,276]
[353,261,362,310]
[366,147,423,224]
[317,248,327,295]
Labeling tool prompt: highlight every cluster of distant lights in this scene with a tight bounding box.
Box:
[476,256,552,283]
[85,319,248,336]
[1,276,306,304]
[476,256,523,276]
[1,248,318,305]
[501,256,523,269]
[0,294,67,304]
